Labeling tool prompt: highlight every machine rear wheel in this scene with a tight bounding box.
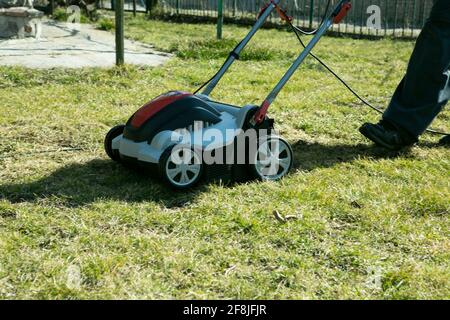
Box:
[105,125,125,162]
[249,135,293,181]
[159,145,204,189]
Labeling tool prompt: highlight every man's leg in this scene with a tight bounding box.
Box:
[360,0,450,149]
[384,20,450,137]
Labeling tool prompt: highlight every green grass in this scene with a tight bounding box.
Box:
[0,14,449,299]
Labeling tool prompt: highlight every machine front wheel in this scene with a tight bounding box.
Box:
[249,135,293,181]
[159,145,204,189]
[104,125,125,162]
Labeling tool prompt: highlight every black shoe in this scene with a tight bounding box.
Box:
[359,120,418,150]
[439,135,450,146]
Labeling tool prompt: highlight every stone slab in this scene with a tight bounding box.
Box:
[0,19,172,68]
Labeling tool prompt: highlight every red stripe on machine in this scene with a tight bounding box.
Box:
[130,92,192,128]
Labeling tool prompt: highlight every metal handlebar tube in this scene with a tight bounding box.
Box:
[251,0,351,125]
[201,0,282,96]
[267,21,332,104]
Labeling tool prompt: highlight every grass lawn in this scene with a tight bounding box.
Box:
[0,14,448,299]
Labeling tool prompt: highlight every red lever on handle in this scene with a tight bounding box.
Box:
[333,2,352,24]
[251,100,271,125]
[275,6,293,22]
[257,1,292,23]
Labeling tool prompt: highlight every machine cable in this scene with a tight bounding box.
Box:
[288,20,449,136]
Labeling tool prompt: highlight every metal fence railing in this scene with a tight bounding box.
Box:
[99,0,435,38]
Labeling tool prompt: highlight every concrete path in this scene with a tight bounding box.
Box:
[0,20,171,68]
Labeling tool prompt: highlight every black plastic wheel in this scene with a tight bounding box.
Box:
[158,145,204,190]
[104,125,125,162]
[249,135,293,181]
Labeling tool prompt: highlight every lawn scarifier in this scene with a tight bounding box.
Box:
[104,0,352,189]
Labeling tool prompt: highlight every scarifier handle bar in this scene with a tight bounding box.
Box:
[252,0,352,125]
[201,0,282,96]
[200,0,352,125]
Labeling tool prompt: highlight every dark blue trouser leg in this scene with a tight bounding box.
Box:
[383,0,450,138]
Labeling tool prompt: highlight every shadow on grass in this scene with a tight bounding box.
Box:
[291,139,448,171]
[0,140,445,207]
[291,140,404,171]
[0,159,204,208]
